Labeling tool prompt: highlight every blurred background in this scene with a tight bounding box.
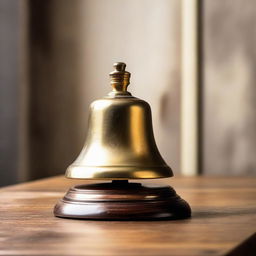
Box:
[1,0,256,187]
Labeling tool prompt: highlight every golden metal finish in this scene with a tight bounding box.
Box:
[66,62,173,179]
[109,62,131,96]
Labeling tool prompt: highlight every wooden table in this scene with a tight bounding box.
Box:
[0,176,255,256]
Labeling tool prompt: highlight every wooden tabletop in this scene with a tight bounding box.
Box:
[0,176,255,256]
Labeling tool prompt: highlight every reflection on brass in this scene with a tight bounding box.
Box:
[66,62,173,179]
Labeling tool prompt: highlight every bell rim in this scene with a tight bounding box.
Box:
[65,165,173,179]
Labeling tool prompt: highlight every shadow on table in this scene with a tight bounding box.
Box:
[192,207,256,219]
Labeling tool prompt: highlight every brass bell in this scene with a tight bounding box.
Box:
[66,62,173,180]
[54,62,191,220]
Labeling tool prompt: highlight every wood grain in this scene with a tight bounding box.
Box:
[0,176,255,255]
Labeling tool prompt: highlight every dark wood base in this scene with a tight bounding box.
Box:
[54,181,191,220]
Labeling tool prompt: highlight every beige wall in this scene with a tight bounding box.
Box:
[3,0,256,186]
[79,0,182,173]
[27,0,182,180]
[28,0,86,179]
[203,0,256,175]
[0,0,20,185]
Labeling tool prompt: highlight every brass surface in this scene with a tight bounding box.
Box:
[66,62,173,179]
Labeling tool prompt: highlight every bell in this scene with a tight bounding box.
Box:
[54,62,191,220]
[66,62,173,180]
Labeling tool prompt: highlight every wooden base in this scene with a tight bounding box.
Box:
[54,181,191,220]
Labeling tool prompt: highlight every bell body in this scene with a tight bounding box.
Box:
[66,96,173,179]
